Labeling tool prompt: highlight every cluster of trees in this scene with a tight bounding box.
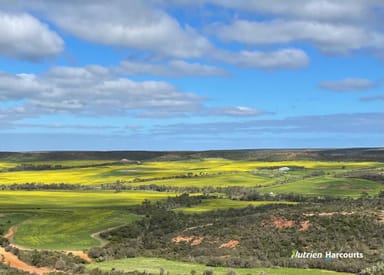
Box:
[359,262,384,275]
[5,162,117,172]
[0,262,30,274]
[16,249,86,272]
[0,183,91,190]
[337,169,384,183]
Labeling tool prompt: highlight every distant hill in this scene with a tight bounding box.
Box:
[0,148,383,162]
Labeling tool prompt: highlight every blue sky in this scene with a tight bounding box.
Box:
[0,0,383,151]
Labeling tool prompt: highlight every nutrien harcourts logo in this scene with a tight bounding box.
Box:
[291,250,364,260]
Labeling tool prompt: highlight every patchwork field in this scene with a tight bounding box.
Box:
[0,159,382,198]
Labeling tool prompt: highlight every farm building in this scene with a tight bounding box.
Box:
[278,167,290,172]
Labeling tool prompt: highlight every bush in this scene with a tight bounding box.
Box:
[203,268,214,275]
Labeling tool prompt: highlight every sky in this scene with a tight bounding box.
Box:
[0,0,383,151]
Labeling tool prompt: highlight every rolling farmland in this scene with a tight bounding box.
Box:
[0,149,383,274]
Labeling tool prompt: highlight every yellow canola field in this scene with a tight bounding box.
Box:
[0,159,381,186]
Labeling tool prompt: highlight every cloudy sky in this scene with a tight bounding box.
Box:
[0,0,383,151]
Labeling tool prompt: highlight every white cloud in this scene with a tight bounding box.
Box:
[0,72,45,100]
[0,67,205,118]
[0,11,63,60]
[4,1,316,71]
[0,65,269,122]
[179,0,378,22]
[117,60,228,77]
[215,48,309,69]
[319,78,377,92]
[24,0,212,58]
[215,19,377,54]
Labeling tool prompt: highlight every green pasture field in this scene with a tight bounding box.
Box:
[176,199,297,213]
[0,190,175,249]
[259,176,383,197]
[89,257,352,275]
[0,213,28,235]
[14,209,139,250]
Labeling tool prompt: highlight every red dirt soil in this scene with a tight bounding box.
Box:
[272,217,295,229]
[191,237,204,246]
[219,240,239,249]
[299,220,310,231]
[172,235,205,246]
[172,236,194,243]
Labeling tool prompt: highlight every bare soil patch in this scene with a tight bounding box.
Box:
[171,235,205,246]
[299,220,310,231]
[172,236,194,243]
[219,240,239,249]
[272,217,294,229]
[191,237,204,246]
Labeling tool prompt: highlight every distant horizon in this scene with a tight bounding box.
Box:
[2,146,383,154]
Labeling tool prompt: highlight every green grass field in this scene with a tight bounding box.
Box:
[89,257,353,275]
[259,176,382,197]
[0,213,29,235]
[14,209,139,250]
[177,199,297,213]
[0,190,175,250]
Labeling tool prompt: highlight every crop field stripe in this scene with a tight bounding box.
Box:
[0,190,177,209]
[177,199,297,213]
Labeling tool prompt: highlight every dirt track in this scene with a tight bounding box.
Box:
[4,225,15,239]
